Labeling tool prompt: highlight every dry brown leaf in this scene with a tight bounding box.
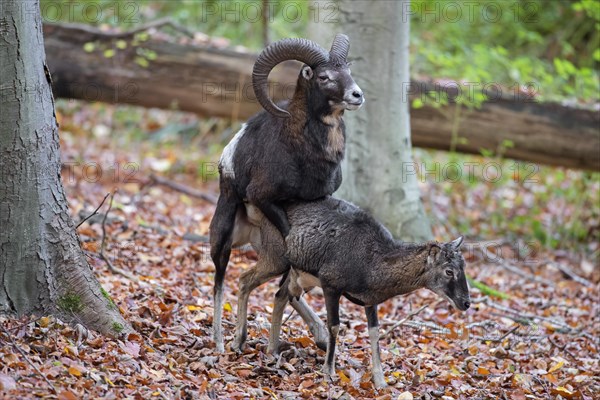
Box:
[397,391,414,400]
[0,374,16,391]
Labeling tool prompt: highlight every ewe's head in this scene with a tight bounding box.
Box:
[252,34,364,118]
[425,237,471,311]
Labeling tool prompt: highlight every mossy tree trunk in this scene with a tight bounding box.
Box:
[311,0,432,241]
[0,0,131,337]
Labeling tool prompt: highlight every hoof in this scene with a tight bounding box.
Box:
[215,342,225,353]
[267,344,279,355]
[374,380,388,390]
[321,363,335,377]
[230,341,244,354]
[312,331,329,352]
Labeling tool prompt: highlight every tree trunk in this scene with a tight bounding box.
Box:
[0,0,131,337]
[312,0,433,241]
[42,23,600,171]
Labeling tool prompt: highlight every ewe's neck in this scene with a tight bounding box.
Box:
[384,243,431,293]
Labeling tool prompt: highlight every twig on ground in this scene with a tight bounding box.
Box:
[149,174,217,204]
[0,323,57,393]
[482,325,519,343]
[99,192,139,282]
[475,246,553,286]
[547,261,593,288]
[478,296,595,341]
[381,304,429,338]
[76,192,110,228]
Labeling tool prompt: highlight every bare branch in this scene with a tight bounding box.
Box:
[149,174,217,204]
[381,304,429,338]
[99,192,139,282]
[547,261,593,288]
[76,192,110,228]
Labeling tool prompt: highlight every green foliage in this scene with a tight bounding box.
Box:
[416,148,600,254]
[466,276,511,299]
[41,0,598,102]
[411,0,599,103]
[112,322,124,333]
[40,0,309,50]
[57,293,83,313]
[100,287,117,310]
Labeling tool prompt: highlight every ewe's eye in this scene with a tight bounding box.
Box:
[445,269,453,277]
[318,75,328,82]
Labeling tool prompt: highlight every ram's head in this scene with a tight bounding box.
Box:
[252,34,364,118]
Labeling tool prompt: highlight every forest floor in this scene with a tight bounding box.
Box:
[1,102,598,400]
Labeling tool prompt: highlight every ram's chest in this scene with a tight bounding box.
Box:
[323,115,345,161]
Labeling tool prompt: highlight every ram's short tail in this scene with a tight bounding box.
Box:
[209,183,241,284]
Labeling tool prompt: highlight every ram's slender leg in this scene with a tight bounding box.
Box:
[232,258,286,352]
[209,184,240,353]
[365,305,388,389]
[322,289,341,376]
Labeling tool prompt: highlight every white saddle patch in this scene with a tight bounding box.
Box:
[219,124,246,179]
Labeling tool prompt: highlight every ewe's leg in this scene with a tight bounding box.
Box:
[365,305,387,389]
[232,259,285,352]
[268,270,302,353]
[290,296,328,351]
[322,289,341,376]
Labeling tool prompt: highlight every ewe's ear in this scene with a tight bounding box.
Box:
[427,245,441,266]
[450,236,464,250]
[301,66,314,80]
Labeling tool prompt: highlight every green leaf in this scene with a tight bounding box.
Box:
[103,49,115,58]
[83,42,95,53]
[135,32,149,42]
[412,98,424,109]
[145,50,157,60]
[135,57,149,68]
[116,40,127,50]
[501,139,515,149]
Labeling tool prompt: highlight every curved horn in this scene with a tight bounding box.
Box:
[252,38,328,118]
[329,33,350,64]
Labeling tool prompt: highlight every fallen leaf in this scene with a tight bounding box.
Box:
[300,379,314,388]
[291,336,313,348]
[120,341,141,357]
[398,391,414,400]
[548,360,564,373]
[338,370,350,383]
[58,390,79,400]
[0,374,16,390]
[551,386,578,399]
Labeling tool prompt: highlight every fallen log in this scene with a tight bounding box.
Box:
[43,23,600,170]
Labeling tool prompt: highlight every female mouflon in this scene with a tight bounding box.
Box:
[231,197,470,389]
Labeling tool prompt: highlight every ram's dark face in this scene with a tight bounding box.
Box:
[302,64,364,111]
[425,237,471,311]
